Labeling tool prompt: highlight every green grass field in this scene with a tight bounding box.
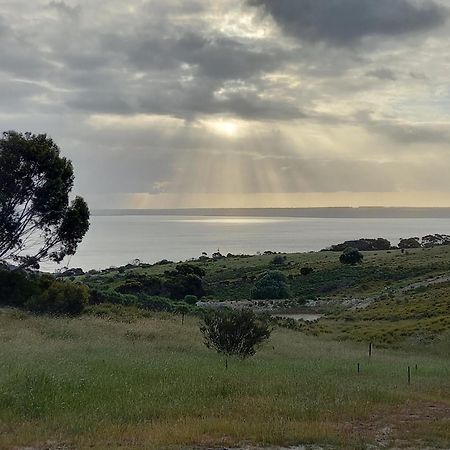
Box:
[0,308,449,449]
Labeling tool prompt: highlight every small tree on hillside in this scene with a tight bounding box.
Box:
[339,247,363,265]
[0,131,90,269]
[200,309,271,369]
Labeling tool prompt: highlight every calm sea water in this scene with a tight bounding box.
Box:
[47,215,450,272]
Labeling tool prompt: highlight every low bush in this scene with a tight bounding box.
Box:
[184,295,198,305]
[25,280,89,315]
[339,248,364,265]
[251,271,290,300]
[89,288,137,306]
[300,267,314,276]
[271,255,286,266]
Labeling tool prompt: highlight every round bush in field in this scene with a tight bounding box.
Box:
[184,295,198,305]
[25,280,89,315]
[339,247,364,265]
[300,267,314,276]
[251,270,290,299]
[200,309,271,363]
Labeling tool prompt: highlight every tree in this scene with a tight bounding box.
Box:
[251,270,290,299]
[398,237,422,249]
[200,309,271,368]
[0,131,90,269]
[339,247,363,265]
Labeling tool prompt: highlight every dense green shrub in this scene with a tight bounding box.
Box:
[173,264,205,277]
[0,269,90,315]
[328,238,391,252]
[271,255,286,266]
[138,295,174,312]
[116,281,143,294]
[399,237,422,249]
[0,270,44,307]
[251,271,290,300]
[184,295,198,305]
[25,280,89,315]
[339,248,364,265]
[300,267,314,276]
[200,309,271,363]
[115,266,205,300]
[89,288,137,306]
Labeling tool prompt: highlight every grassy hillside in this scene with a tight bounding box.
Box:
[0,309,449,449]
[75,245,450,346]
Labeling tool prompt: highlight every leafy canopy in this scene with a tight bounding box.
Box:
[200,308,271,359]
[339,247,364,265]
[0,131,90,269]
[252,270,290,299]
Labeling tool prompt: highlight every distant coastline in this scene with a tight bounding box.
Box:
[92,207,450,219]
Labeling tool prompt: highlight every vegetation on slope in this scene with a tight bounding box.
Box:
[0,309,449,449]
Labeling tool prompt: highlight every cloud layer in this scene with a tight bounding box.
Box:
[1,0,450,207]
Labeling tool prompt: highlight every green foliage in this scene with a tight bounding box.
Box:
[113,265,205,300]
[329,238,391,252]
[200,308,271,359]
[184,295,198,305]
[300,267,314,276]
[89,288,137,306]
[0,269,88,315]
[399,237,422,249]
[271,255,286,266]
[138,295,174,312]
[163,264,205,299]
[339,247,363,265]
[174,264,205,277]
[0,131,90,269]
[0,270,33,307]
[251,270,290,299]
[25,280,89,315]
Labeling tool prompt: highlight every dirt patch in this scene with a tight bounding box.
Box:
[343,401,450,448]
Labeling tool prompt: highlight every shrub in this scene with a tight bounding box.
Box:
[339,248,364,265]
[0,270,41,307]
[25,280,89,315]
[200,309,271,365]
[184,295,198,305]
[328,238,391,252]
[300,267,314,276]
[163,270,205,300]
[271,255,286,266]
[251,270,290,300]
[174,264,205,277]
[115,281,143,294]
[399,237,422,249]
[138,295,173,312]
[89,288,137,306]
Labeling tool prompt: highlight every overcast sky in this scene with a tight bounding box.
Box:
[1,0,450,208]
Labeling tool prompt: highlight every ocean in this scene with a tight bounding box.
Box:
[46,214,450,272]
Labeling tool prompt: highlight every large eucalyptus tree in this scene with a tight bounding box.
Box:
[0,131,90,269]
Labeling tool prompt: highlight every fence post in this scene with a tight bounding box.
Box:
[408,366,411,385]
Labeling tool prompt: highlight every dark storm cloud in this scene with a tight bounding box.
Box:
[249,0,447,45]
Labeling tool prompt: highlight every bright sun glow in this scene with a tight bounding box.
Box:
[207,119,240,137]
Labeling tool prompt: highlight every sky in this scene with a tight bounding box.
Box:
[1,0,450,209]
